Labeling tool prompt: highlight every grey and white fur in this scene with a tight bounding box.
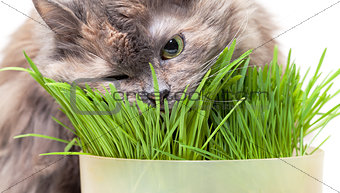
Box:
[0,0,279,192]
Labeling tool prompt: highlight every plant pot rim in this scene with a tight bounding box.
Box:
[79,147,323,163]
[79,147,324,193]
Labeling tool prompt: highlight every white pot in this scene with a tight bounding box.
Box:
[79,149,324,193]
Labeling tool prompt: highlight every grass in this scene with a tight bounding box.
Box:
[210,48,340,158]
[1,41,340,160]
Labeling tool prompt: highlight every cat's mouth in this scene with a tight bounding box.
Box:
[86,94,171,115]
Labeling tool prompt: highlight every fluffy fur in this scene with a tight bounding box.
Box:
[0,0,278,192]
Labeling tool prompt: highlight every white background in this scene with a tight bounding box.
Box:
[0,0,339,192]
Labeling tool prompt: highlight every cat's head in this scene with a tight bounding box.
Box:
[32,0,277,107]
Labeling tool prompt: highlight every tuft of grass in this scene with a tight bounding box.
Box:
[1,41,340,160]
[209,48,340,158]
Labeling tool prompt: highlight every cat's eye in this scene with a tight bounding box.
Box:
[161,35,184,60]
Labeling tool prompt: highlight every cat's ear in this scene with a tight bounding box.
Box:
[33,0,83,40]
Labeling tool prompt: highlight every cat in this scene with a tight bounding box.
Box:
[0,0,279,192]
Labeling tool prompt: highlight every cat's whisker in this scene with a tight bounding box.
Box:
[198,9,252,82]
[200,10,250,73]
[234,31,268,47]
[206,62,256,80]
[227,11,249,49]
[199,38,239,77]
[200,55,219,72]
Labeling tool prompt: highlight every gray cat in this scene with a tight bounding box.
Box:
[0,0,278,192]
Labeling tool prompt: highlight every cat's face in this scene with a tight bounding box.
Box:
[32,0,276,106]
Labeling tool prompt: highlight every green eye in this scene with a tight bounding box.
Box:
[161,35,184,60]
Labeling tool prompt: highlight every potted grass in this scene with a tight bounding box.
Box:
[1,41,339,193]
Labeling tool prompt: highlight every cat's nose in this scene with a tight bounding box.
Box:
[147,89,170,104]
